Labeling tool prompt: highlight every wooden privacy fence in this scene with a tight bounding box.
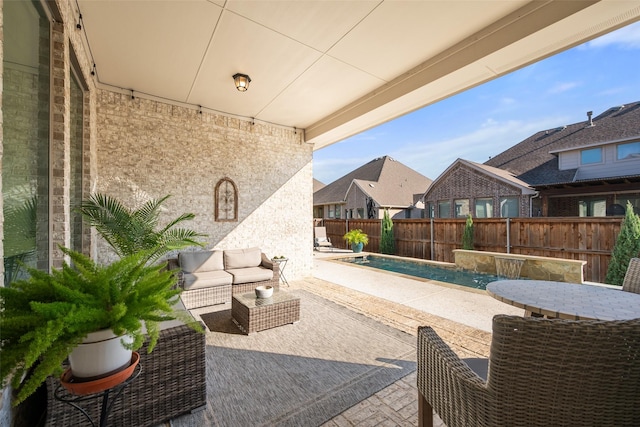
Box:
[321,217,623,283]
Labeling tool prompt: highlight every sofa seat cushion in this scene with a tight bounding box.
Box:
[224,247,262,270]
[179,250,224,273]
[227,266,273,285]
[182,270,233,290]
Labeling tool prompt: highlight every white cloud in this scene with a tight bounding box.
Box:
[315,114,573,183]
[597,87,628,97]
[583,21,640,50]
[500,97,516,106]
[547,81,580,94]
[388,116,568,179]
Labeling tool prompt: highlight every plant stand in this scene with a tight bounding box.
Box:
[272,257,289,287]
[54,356,142,427]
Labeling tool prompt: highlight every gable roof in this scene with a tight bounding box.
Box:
[484,101,640,186]
[313,179,326,193]
[424,158,535,199]
[314,156,432,207]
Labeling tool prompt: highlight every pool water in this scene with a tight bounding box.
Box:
[337,255,505,290]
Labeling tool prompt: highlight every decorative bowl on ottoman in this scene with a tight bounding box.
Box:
[255,285,273,299]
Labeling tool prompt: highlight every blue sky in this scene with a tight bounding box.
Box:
[313,21,640,185]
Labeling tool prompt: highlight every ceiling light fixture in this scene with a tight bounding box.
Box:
[233,73,251,92]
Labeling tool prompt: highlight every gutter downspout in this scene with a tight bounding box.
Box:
[530,191,540,217]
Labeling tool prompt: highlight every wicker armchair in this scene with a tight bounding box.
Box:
[622,257,640,294]
[417,315,640,427]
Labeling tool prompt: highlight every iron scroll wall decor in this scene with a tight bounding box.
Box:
[215,177,238,222]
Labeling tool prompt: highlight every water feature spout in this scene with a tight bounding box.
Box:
[495,257,524,279]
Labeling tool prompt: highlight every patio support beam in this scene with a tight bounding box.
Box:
[305,0,601,147]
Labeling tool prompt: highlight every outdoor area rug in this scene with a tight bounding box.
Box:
[170,289,416,427]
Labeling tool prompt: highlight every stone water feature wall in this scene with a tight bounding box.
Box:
[453,249,586,283]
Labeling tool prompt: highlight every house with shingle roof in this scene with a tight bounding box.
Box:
[486,102,640,216]
[424,102,640,218]
[422,159,537,218]
[313,156,432,220]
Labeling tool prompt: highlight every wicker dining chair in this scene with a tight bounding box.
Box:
[417,315,640,427]
[622,257,640,294]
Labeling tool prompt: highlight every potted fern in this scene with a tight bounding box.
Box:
[0,247,196,405]
[1,193,206,406]
[344,229,369,253]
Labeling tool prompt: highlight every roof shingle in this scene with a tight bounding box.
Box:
[484,101,640,185]
[314,156,432,207]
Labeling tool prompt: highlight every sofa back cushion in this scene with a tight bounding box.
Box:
[179,250,224,273]
[224,247,262,270]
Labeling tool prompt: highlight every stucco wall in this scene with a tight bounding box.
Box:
[95,91,314,280]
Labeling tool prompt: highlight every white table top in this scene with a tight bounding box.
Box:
[486,280,640,320]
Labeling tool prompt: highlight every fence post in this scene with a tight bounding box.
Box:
[506,217,511,253]
[430,218,435,261]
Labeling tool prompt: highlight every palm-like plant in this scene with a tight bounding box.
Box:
[78,193,205,262]
[3,195,37,285]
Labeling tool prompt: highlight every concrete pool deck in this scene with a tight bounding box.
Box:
[312,251,522,332]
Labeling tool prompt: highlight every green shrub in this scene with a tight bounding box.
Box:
[380,209,395,255]
[462,214,474,250]
[605,202,640,286]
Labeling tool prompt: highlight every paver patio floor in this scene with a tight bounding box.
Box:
[290,274,492,427]
[175,253,512,427]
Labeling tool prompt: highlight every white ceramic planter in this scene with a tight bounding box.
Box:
[255,285,273,298]
[68,329,133,380]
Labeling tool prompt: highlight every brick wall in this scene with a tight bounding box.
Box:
[95,91,314,279]
[425,162,531,217]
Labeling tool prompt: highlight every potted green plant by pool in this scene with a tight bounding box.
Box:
[0,247,197,405]
[344,229,369,253]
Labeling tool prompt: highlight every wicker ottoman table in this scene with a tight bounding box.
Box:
[232,290,300,334]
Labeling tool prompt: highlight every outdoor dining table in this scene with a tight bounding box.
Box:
[486,279,640,320]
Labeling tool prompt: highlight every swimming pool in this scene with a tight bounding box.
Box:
[336,255,505,290]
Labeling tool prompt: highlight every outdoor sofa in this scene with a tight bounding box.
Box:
[170,247,280,309]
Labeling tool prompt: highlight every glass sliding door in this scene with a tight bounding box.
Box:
[70,65,85,253]
[3,0,50,284]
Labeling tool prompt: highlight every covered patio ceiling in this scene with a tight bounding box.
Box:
[77,0,640,150]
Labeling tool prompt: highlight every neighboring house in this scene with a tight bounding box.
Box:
[423,159,536,218]
[312,179,326,220]
[425,102,640,218]
[487,102,640,216]
[314,156,432,220]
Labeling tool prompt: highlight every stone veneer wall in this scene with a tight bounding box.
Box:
[453,249,586,283]
[0,0,315,420]
[95,90,314,280]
